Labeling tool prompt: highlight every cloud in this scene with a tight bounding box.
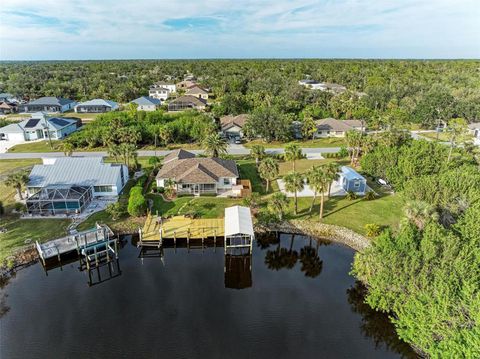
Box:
[0,0,478,60]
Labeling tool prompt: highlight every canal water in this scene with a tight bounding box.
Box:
[0,234,415,358]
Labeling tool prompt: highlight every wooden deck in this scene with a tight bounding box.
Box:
[141,213,225,241]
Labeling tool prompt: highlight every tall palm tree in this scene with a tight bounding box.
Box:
[61,142,74,157]
[5,171,29,200]
[250,144,266,165]
[203,133,227,158]
[107,143,122,162]
[258,157,279,192]
[345,130,363,166]
[325,162,340,197]
[306,165,329,218]
[158,126,173,147]
[164,178,176,199]
[268,192,288,221]
[283,171,304,215]
[284,143,303,172]
[404,200,439,230]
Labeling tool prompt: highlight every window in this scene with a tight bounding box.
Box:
[94,185,113,193]
[223,178,230,185]
[354,180,360,188]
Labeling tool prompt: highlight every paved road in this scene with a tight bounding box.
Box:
[0,146,341,160]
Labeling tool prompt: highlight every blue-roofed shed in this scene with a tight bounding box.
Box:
[339,166,367,194]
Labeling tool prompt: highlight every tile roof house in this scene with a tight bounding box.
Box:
[21,97,76,113]
[176,79,197,90]
[156,149,239,195]
[130,96,161,111]
[168,95,207,112]
[185,85,209,100]
[314,118,365,138]
[0,112,79,143]
[0,101,18,114]
[220,114,249,138]
[74,99,119,113]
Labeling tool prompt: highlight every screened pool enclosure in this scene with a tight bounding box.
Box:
[26,186,93,215]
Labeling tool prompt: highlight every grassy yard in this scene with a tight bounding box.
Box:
[237,159,267,194]
[8,140,67,153]
[278,157,350,176]
[244,138,346,149]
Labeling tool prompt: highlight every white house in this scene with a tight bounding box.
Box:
[0,112,78,143]
[149,81,176,100]
[156,149,239,195]
[21,97,76,113]
[130,96,161,111]
[468,123,480,146]
[75,99,119,113]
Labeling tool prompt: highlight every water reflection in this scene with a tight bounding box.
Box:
[224,254,252,289]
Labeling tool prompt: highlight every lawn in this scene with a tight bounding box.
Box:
[8,140,66,153]
[244,138,346,149]
[418,131,472,143]
[237,159,267,194]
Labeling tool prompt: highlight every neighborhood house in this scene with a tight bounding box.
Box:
[21,97,76,113]
[74,99,119,113]
[155,149,239,195]
[468,123,480,145]
[220,114,248,139]
[298,80,347,94]
[0,112,78,143]
[168,95,207,112]
[314,118,364,137]
[26,157,129,215]
[185,85,209,100]
[130,96,161,111]
[339,166,367,194]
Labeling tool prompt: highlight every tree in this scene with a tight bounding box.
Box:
[324,162,340,197]
[148,156,161,170]
[283,171,304,215]
[163,178,176,199]
[345,130,364,165]
[250,144,266,165]
[5,171,29,200]
[203,133,227,158]
[127,186,147,217]
[105,202,126,220]
[107,143,122,162]
[284,143,303,172]
[158,126,173,147]
[258,157,279,192]
[61,142,74,157]
[302,115,317,140]
[446,118,468,162]
[306,165,329,219]
[267,192,288,221]
[403,200,439,230]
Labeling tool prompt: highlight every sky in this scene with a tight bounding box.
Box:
[0,0,479,60]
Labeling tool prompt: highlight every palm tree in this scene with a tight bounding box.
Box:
[203,133,227,158]
[163,179,176,199]
[267,192,288,221]
[158,126,173,147]
[5,171,29,200]
[345,130,363,166]
[61,142,74,157]
[283,171,304,215]
[107,143,122,162]
[148,156,161,170]
[325,162,340,197]
[284,143,303,172]
[299,246,323,278]
[306,165,329,218]
[404,200,439,230]
[258,157,279,192]
[250,144,266,165]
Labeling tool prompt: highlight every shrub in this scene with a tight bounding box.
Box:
[364,223,381,238]
[338,146,349,158]
[106,202,126,220]
[14,202,26,213]
[364,191,376,201]
[346,191,358,200]
[127,186,147,217]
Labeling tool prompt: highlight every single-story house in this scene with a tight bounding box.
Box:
[0,93,16,102]
[176,80,197,90]
[310,82,347,94]
[74,99,119,113]
[26,157,129,215]
[314,118,364,138]
[0,112,78,142]
[468,123,480,145]
[339,166,367,194]
[185,85,209,100]
[21,97,76,113]
[168,95,207,112]
[156,149,239,195]
[0,101,18,114]
[220,114,248,138]
[130,96,161,111]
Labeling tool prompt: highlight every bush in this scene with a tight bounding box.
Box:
[106,202,126,220]
[14,202,26,213]
[346,191,358,200]
[127,186,147,217]
[338,146,349,158]
[364,223,381,238]
[364,191,376,200]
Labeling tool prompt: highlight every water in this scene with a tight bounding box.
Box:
[0,234,415,359]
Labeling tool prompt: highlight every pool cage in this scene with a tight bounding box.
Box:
[26,185,93,215]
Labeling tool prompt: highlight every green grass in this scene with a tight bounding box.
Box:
[278,157,350,176]
[244,138,346,149]
[8,140,65,153]
[237,160,267,194]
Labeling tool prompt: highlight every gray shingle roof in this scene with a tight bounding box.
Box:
[130,96,161,106]
[28,97,75,106]
[315,118,355,132]
[0,113,77,133]
[28,157,125,188]
[169,95,206,106]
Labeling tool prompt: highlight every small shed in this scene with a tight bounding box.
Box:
[224,206,254,253]
[340,166,367,194]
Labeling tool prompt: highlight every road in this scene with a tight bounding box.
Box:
[0,146,342,160]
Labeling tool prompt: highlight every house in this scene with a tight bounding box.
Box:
[151,81,176,93]
[168,95,207,112]
[468,123,480,145]
[298,80,347,94]
[176,80,197,90]
[0,93,16,102]
[339,166,367,195]
[155,149,239,195]
[26,157,129,215]
[0,101,18,114]
[185,85,209,100]
[21,97,76,113]
[314,118,364,138]
[220,114,248,139]
[130,96,161,111]
[0,112,78,143]
[149,81,176,101]
[74,99,119,113]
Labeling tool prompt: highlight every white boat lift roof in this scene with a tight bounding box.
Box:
[224,206,254,237]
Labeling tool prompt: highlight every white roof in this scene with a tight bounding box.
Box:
[224,206,254,237]
[75,99,118,108]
